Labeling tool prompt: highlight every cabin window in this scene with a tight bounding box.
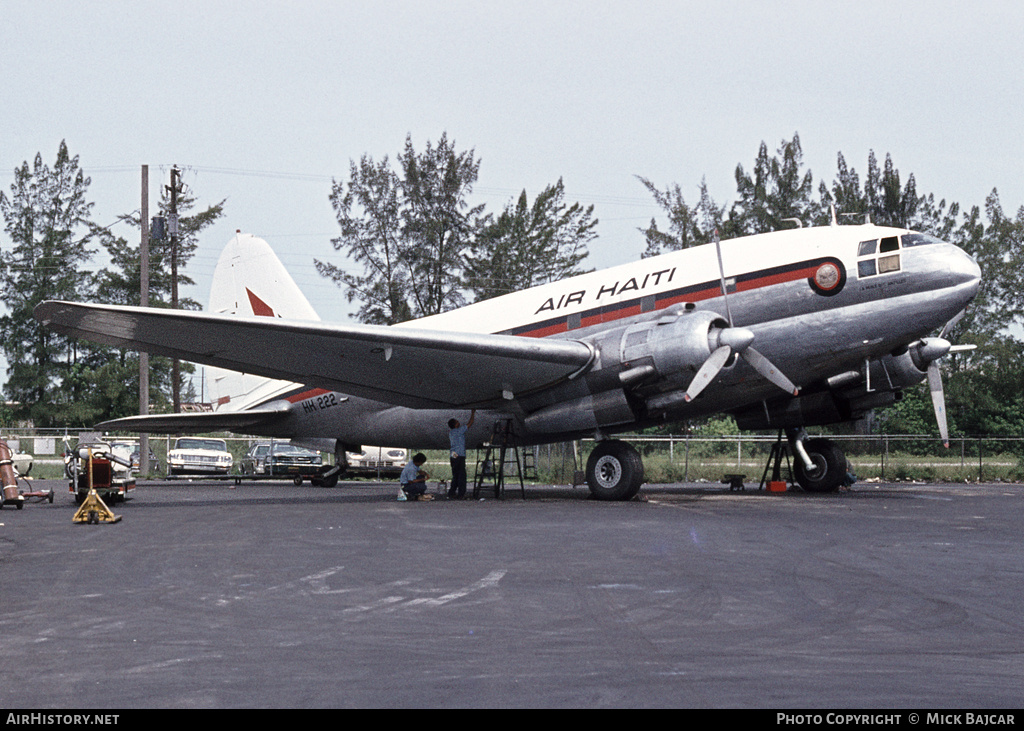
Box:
[567,313,581,330]
[641,294,656,313]
[858,260,877,278]
[858,239,877,256]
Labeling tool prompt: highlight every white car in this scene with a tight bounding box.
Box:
[167,437,233,476]
[345,446,408,477]
[11,451,31,476]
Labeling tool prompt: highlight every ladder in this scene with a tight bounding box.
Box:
[472,419,527,500]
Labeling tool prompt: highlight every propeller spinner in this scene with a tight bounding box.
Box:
[683,229,800,402]
[683,325,800,402]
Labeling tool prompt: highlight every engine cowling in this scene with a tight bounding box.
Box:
[870,338,951,391]
[616,310,728,386]
[523,310,726,434]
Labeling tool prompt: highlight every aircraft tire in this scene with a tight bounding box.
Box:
[586,440,644,501]
[794,438,845,493]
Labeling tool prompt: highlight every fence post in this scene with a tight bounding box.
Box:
[684,432,690,482]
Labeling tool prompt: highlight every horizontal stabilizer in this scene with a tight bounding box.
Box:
[96,404,291,434]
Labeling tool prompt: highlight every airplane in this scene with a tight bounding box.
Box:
[34,217,981,499]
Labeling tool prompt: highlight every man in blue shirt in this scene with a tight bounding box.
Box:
[447,410,475,499]
[399,453,431,501]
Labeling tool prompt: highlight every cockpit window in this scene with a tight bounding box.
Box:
[857,236,901,278]
[902,232,942,247]
[878,254,901,273]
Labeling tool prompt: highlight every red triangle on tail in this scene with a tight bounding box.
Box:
[246,288,275,317]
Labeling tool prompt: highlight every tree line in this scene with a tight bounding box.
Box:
[2,134,1021,439]
[0,142,223,427]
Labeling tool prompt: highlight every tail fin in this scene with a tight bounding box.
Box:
[206,233,318,410]
[209,232,320,321]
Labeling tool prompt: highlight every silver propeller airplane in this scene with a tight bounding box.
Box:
[35,218,981,499]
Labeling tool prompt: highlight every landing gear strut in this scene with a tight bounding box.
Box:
[788,429,846,493]
[586,440,644,501]
[310,443,349,487]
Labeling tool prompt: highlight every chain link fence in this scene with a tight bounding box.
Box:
[8,428,1024,484]
[535,433,1024,484]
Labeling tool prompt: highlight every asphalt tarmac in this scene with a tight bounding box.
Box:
[1,477,1022,709]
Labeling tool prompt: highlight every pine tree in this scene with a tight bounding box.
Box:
[0,141,99,426]
[465,179,596,300]
[317,133,486,324]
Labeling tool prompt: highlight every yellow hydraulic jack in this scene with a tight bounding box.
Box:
[72,449,121,525]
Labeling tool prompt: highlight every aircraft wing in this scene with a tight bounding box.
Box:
[35,301,596,409]
[95,405,292,433]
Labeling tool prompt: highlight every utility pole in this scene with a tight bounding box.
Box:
[167,166,182,413]
[139,165,150,474]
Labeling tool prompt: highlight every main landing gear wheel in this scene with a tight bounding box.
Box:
[586,440,644,501]
[794,438,846,493]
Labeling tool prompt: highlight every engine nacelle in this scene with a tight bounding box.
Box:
[523,310,725,434]
[870,338,949,391]
[616,310,726,385]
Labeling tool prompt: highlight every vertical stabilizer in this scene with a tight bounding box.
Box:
[209,233,320,321]
[206,233,319,410]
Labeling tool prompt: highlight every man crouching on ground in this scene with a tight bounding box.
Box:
[400,453,432,501]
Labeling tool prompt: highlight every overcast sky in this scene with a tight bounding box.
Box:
[3,0,1023,330]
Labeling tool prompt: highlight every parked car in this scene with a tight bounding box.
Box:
[10,450,31,476]
[345,446,408,478]
[129,444,156,472]
[240,442,322,484]
[167,437,233,476]
[1,437,32,476]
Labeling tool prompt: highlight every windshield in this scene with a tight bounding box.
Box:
[176,438,228,451]
[272,444,314,455]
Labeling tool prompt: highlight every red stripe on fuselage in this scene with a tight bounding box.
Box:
[285,388,332,403]
[506,260,827,339]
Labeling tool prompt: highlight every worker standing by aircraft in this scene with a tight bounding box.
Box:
[447,410,475,499]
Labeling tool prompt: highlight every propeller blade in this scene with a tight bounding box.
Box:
[712,229,734,327]
[683,345,732,402]
[939,309,966,339]
[742,347,800,396]
[927,361,950,448]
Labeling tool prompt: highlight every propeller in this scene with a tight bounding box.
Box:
[683,324,799,402]
[913,310,976,448]
[683,230,800,402]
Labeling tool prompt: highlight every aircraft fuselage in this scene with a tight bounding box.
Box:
[243,224,980,454]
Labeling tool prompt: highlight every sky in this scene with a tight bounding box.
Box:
[3,0,1024,337]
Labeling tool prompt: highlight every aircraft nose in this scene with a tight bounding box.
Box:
[951,245,982,297]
